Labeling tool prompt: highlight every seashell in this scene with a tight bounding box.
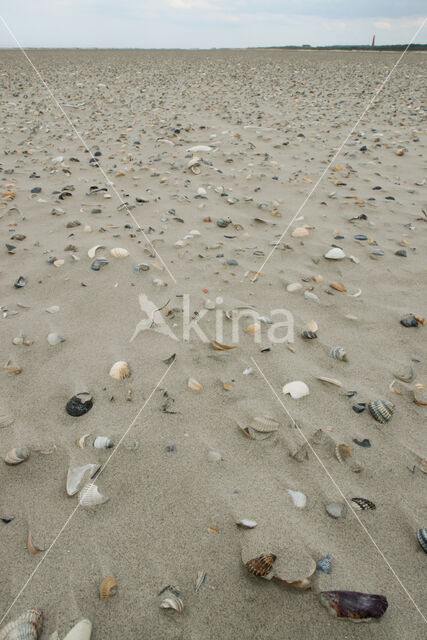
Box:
[251,416,279,432]
[12,333,24,345]
[188,145,212,152]
[93,436,113,449]
[66,393,93,417]
[47,332,65,346]
[159,585,184,613]
[324,247,345,260]
[100,576,118,600]
[133,262,150,273]
[335,443,352,463]
[317,553,332,574]
[53,259,64,267]
[416,528,427,553]
[27,532,44,555]
[45,306,59,314]
[352,461,365,473]
[393,365,414,383]
[320,590,388,622]
[195,571,207,592]
[0,609,43,640]
[109,361,131,380]
[87,245,105,259]
[187,156,200,169]
[287,489,307,508]
[79,483,108,507]
[286,282,302,292]
[245,323,260,333]
[62,619,92,640]
[4,361,22,374]
[272,549,316,590]
[66,463,100,496]
[90,258,109,271]
[352,403,366,414]
[351,497,376,510]
[211,340,236,351]
[400,315,419,328]
[236,519,257,529]
[317,377,343,387]
[5,447,30,465]
[110,247,129,258]
[329,346,348,361]
[301,329,317,339]
[282,381,309,399]
[368,399,394,424]
[329,282,346,292]
[0,415,14,428]
[326,503,344,519]
[291,226,309,238]
[14,275,27,288]
[188,378,203,391]
[245,553,276,578]
[304,291,319,302]
[75,434,90,449]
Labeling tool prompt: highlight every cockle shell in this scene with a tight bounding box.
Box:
[335,443,352,463]
[62,619,92,640]
[416,528,427,553]
[329,346,348,362]
[159,586,184,613]
[5,447,30,465]
[0,609,43,640]
[324,247,346,260]
[79,483,108,507]
[93,436,113,449]
[110,248,129,258]
[109,361,131,380]
[320,590,388,622]
[368,400,394,424]
[352,497,376,510]
[245,553,276,578]
[66,463,100,496]
[100,576,118,600]
[282,381,309,399]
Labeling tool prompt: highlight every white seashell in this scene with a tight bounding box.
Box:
[0,609,43,640]
[197,187,206,195]
[87,245,105,259]
[236,519,257,528]
[287,489,307,508]
[282,381,309,399]
[75,434,90,449]
[46,306,59,314]
[109,361,131,380]
[159,586,184,613]
[304,291,319,302]
[47,332,65,346]
[4,447,30,465]
[110,248,129,258]
[53,259,64,267]
[324,247,346,260]
[286,282,302,292]
[79,483,108,507]
[188,145,212,152]
[66,463,100,496]
[189,229,201,236]
[93,436,113,449]
[63,619,92,640]
[187,156,200,168]
[317,376,343,387]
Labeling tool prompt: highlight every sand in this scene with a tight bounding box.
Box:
[0,48,426,639]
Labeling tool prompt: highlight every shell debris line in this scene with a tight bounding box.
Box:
[0,47,426,639]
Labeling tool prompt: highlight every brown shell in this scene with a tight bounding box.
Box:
[352,497,376,510]
[27,532,44,555]
[335,443,352,463]
[211,340,237,351]
[245,553,276,577]
[320,590,388,621]
[100,576,118,600]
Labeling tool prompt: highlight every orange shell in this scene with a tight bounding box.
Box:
[100,576,118,600]
[245,553,276,577]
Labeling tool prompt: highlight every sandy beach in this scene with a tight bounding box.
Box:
[0,48,426,639]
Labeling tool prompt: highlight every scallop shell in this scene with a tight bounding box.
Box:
[320,590,388,622]
[62,619,92,640]
[93,436,113,449]
[282,381,309,399]
[416,528,427,553]
[66,463,100,496]
[5,447,30,465]
[351,497,376,510]
[245,553,276,578]
[159,586,184,613]
[79,483,108,507]
[110,248,129,258]
[329,346,348,361]
[66,394,93,417]
[109,361,131,380]
[0,609,43,640]
[335,443,352,463]
[188,378,203,391]
[368,399,394,424]
[100,576,118,600]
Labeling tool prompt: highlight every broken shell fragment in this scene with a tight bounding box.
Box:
[329,346,348,362]
[110,247,129,258]
[195,571,207,592]
[188,378,203,391]
[393,365,414,383]
[27,531,44,555]
[87,245,105,259]
[0,609,43,640]
[5,447,30,465]
[66,393,93,417]
[287,488,307,508]
[291,227,309,238]
[159,586,184,613]
[335,443,352,463]
[329,282,346,292]
[66,463,100,496]
[79,483,108,507]
[415,527,426,553]
[211,340,236,351]
[301,329,317,339]
[63,619,92,640]
[100,576,118,600]
[352,497,376,510]
[47,332,65,346]
[75,434,90,449]
[109,361,131,380]
[282,381,309,399]
[326,503,344,519]
[3,360,22,374]
[90,258,109,271]
[245,553,276,578]
[236,519,257,529]
[93,436,113,449]
[320,590,388,622]
[368,400,394,424]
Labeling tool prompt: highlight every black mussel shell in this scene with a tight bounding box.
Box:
[400,315,418,328]
[320,590,388,621]
[416,528,427,553]
[91,258,109,271]
[352,497,376,510]
[353,438,371,448]
[14,275,27,288]
[352,402,366,413]
[66,394,93,417]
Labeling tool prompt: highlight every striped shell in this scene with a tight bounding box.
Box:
[79,484,108,507]
[368,400,394,424]
[301,330,317,339]
[100,576,118,600]
[329,346,348,361]
[0,609,43,640]
[159,585,183,613]
[4,447,30,465]
[245,553,276,577]
[335,443,352,463]
[352,497,376,510]
[110,248,129,258]
[416,528,427,553]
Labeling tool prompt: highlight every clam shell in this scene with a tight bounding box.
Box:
[93,436,113,449]
[245,553,276,578]
[400,315,419,327]
[66,463,100,496]
[351,497,376,510]
[188,378,203,391]
[109,361,131,380]
[324,247,346,260]
[282,381,309,399]
[0,609,43,640]
[66,394,93,417]
[5,447,30,465]
[272,550,316,590]
[329,346,348,361]
[110,247,129,258]
[100,576,118,600]
[291,227,309,238]
[47,332,65,346]
[335,443,352,463]
[236,519,257,529]
[416,528,427,553]
[159,586,183,613]
[368,399,394,424]
[62,619,92,640]
[79,483,108,507]
[320,590,388,622]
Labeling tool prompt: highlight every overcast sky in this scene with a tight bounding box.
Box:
[0,1,425,48]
